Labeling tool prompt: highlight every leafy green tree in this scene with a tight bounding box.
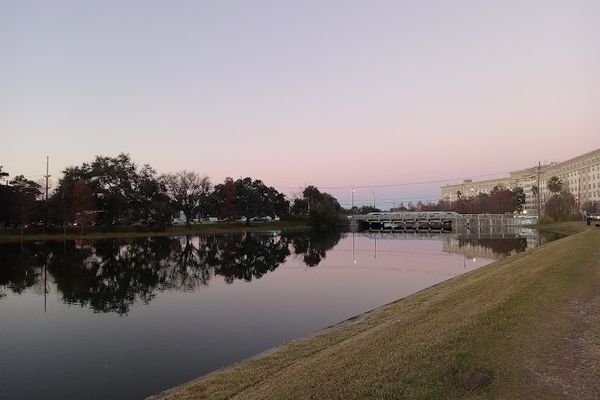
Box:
[302,185,322,211]
[71,180,96,233]
[291,198,309,215]
[220,177,239,220]
[296,186,345,230]
[130,165,172,225]
[545,191,576,220]
[56,154,156,224]
[54,154,173,226]
[212,177,289,223]
[9,175,42,229]
[237,177,289,221]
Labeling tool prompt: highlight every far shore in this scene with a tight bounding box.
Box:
[0,220,311,244]
[0,218,583,245]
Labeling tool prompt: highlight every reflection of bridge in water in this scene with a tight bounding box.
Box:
[351,212,534,233]
[355,227,538,240]
[352,227,542,260]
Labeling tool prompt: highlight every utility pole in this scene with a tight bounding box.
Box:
[537,162,541,217]
[44,156,51,201]
[372,190,375,208]
[44,156,51,232]
[578,176,581,209]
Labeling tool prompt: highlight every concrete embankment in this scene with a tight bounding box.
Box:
[152,222,600,400]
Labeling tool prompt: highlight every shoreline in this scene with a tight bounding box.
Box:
[0,219,582,245]
[145,254,500,400]
[0,221,311,244]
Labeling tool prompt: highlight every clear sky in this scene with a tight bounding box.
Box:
[2,0,599,208]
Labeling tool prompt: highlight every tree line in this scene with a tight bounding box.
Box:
[415,178,595,219]
[428,186,527,214]
[542,176,598,220]
[0,155,346,231]
[6,155,586,230]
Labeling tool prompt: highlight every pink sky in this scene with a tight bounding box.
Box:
[2,1,599,207]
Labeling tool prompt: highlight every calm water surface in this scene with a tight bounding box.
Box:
[0,228,559,400]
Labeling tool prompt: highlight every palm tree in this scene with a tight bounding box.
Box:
[547,176,563,194]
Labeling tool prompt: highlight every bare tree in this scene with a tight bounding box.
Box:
[162,171,211,227]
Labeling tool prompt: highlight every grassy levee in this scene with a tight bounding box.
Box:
[0,221,309,244]
[532,220,588,236]
[159,224,600,400]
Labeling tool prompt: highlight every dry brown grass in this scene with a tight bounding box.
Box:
[155,228,600,400]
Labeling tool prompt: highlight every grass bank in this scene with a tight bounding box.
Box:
[531,220,588,236]
[0,220,310,244]
[155,222,600,400]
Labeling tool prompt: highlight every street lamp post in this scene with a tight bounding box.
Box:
[351,187,355,212]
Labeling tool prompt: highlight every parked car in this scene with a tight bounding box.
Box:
[24,221,45,229]
[250,216,269,223]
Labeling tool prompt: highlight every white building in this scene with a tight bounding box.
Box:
[440,148,600,215]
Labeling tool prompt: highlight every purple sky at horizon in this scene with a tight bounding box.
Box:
[2,1,599,208]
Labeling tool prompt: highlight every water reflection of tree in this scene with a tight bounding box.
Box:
[160,236,213,290]
[0,242,44,297]
[0,231,342,313]
[47,239,167,314]
[204,234,291,283]
[285,230,343,267]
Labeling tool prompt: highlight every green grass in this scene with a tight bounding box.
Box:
[156,223,600,400]
[0,220,310,243]
[531,220,588,235]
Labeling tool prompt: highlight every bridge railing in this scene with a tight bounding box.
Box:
[352,211,460,220]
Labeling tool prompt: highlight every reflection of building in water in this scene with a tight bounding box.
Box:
[357,229,539,259]
[442,237,529,259]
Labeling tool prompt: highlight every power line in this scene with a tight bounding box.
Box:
[272,171,511,190]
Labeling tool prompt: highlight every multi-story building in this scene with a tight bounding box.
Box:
[441,177,512,202]
[539,148,600,207]
[440,148,600,215]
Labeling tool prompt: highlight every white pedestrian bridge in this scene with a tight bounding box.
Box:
[350,212,536,232]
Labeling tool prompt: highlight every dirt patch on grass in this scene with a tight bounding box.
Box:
[454,369,493,390]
